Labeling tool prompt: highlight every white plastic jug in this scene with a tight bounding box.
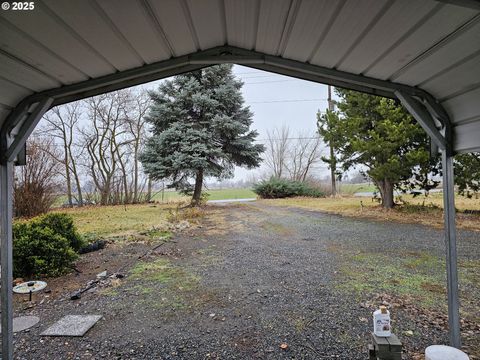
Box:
[373,305,391,337]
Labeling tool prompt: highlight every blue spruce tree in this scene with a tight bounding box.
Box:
[140,65,265,205]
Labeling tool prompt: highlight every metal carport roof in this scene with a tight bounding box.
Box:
[0,0,479,358]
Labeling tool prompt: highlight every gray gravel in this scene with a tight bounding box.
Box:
[9,202,479,359]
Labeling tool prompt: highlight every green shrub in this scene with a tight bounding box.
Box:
[13,223,78,278]
[36,213,85,251]
[253,178,324,199]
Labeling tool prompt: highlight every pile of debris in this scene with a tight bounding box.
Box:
[70,271,124,300]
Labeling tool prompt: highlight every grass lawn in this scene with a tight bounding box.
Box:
[337,182,378,195]
[54,203,174,237]
[152,187,256,202]
[262,193,480,231]
[53,188,257,207]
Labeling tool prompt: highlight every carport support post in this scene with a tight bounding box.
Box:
[442,149,461,348]
[0,161,14,360]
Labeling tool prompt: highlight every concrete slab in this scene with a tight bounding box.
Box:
[0,316,40,333]
[41,315,102,337]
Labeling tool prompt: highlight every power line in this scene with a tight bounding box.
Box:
[234,70,265,75]
[256,136,321,142]
[242,79,298,85]
[248,98,327,104]
[240,74,280,79]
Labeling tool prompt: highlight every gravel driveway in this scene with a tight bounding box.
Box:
[10,202,480,359]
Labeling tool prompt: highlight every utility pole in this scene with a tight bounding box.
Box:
[327,85,337,197]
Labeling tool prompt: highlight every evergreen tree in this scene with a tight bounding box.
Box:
[454,153,480,198]
[140,65,264,205]
[334,89,436,208]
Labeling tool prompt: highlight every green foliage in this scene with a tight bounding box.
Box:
[253,178,324,199]
[13,220,78,278]
[37,213,86,251]
[317,109,342,175]
[454,153,480,198]
[140,65,265,204]
[333,89,439,208]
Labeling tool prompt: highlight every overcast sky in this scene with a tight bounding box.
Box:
[141,65,335,182]
[231,65,331,181]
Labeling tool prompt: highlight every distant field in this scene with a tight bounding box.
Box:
[54,188,257,208]
[152,188,256,202]
[337,183,377,195]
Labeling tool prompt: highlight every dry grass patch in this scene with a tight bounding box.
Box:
[202,205,250,236]
[261,195,480,231]
[55,203,174,236]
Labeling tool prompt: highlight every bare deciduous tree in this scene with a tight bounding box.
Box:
[14,137,62,217]
[43,103,84,206]
[264,126,323,181]
[286,131,322,182]
[121,89,151,203]
[264,126,290,178]
[82,91,128,205]
[80,89,151,205]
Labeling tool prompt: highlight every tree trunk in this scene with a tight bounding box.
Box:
[192,168,204,205]
[69,150,83,206]
[61,137,73,206]
[72,168,83,206]
[133,141,139,203]
[377,179,394,209]
[146,177,152,202]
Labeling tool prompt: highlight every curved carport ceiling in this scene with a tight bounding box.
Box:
[0,0,480,154]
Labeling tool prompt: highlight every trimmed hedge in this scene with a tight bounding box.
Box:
[13,213,83,278]
[253,178,324,199]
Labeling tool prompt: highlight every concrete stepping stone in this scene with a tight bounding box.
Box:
[41,315,102,337]
[0,316,40,333]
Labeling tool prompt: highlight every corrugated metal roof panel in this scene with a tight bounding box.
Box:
[392,16,480,85]
[0,77,32,107]
[0,18,88,85]
[147,0,198,57]
[42,0,145,71]
[338,0,438,74]
[186,0,226,50]
[96,0,172,64]
[255,0,290,54]
[282,0,339,62]
[1,4,115,77]
[309,0,390,68]
[225,0,258,49]
[443,87,480,125]
[364,4,477,80]
[422,53,480,99]
[0,52,60,91]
